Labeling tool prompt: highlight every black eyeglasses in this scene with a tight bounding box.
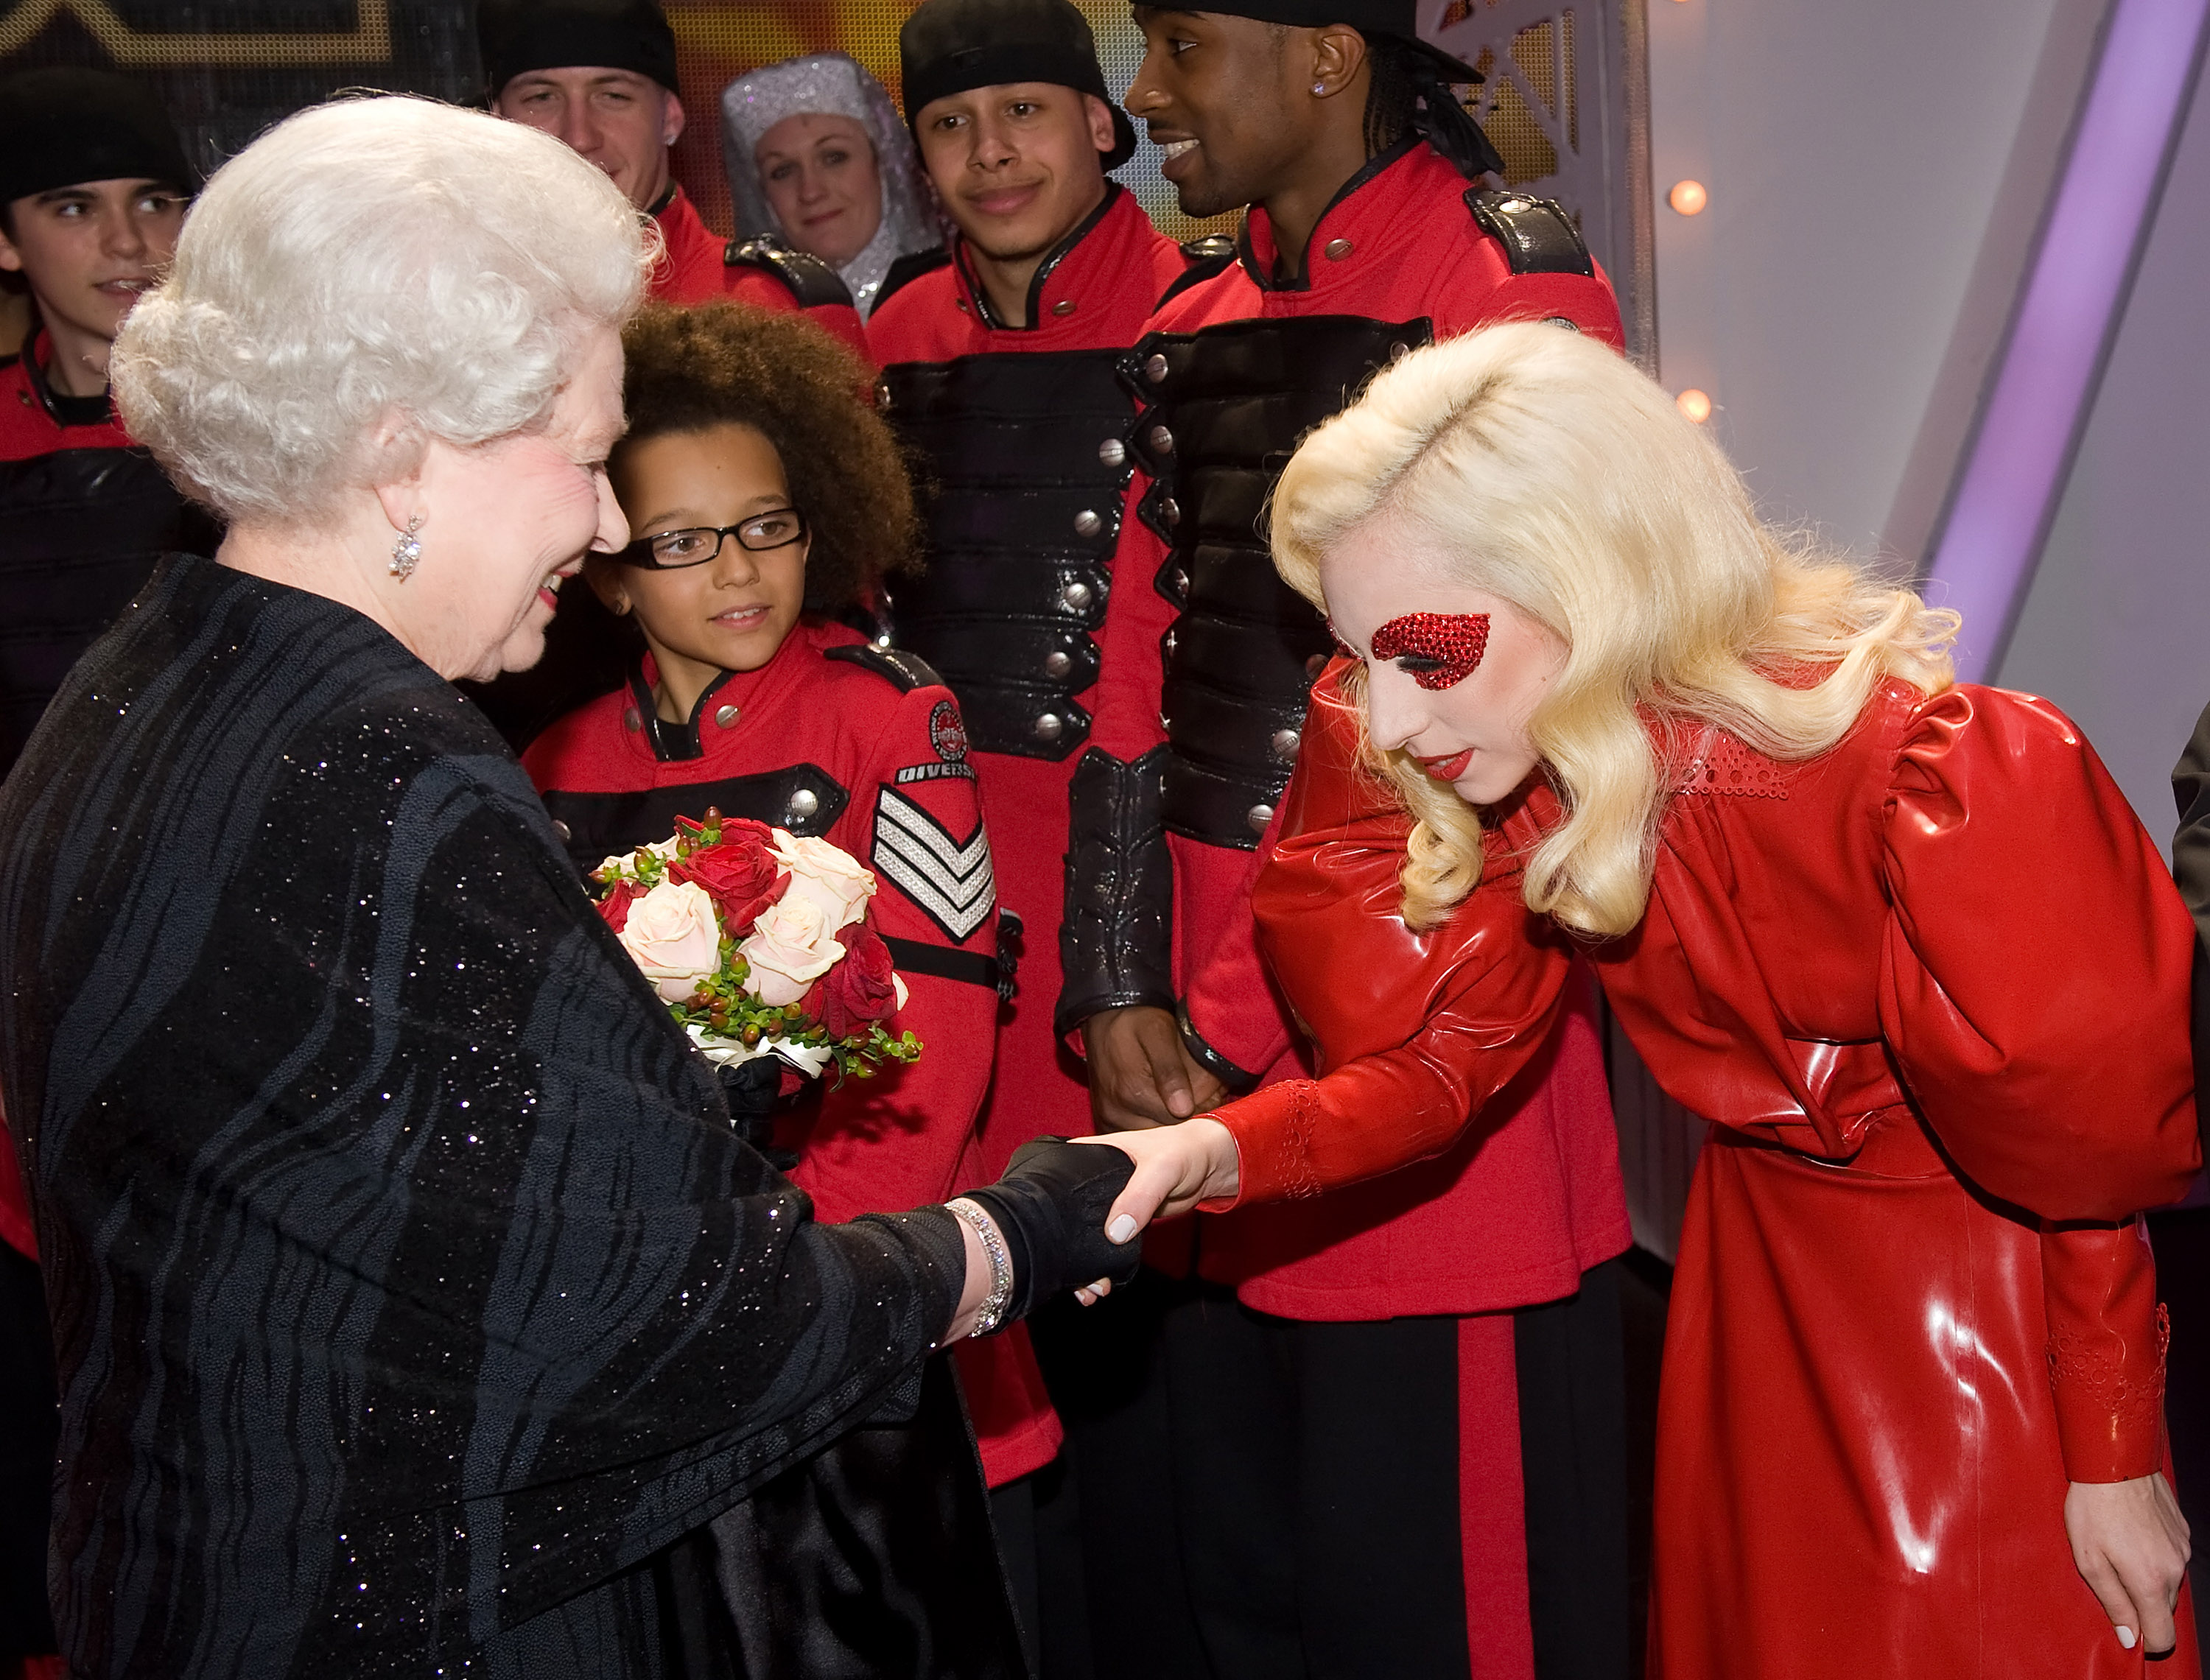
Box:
[616,508,808,569]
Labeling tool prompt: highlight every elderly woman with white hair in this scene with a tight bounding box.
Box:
[0,96,1140,1677]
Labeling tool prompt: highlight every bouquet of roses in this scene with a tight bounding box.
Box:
[593,808,922,1083]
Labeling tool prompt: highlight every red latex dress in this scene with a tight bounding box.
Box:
[1209,665,2203,1678]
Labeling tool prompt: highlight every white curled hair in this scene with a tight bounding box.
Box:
[112,95,654,525]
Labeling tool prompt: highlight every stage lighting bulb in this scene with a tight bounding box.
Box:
[1677,388,1713,423]
[1669,180,1708,216]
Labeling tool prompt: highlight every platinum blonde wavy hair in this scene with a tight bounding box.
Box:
[113,96,655,525]
[1271,321,1959,938]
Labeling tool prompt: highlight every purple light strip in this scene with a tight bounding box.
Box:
[1924,0,2210,683]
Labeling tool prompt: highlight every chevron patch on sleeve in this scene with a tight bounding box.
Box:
[872,786,996,943]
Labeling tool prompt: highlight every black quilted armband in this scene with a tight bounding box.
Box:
[1056,745,1175,1037]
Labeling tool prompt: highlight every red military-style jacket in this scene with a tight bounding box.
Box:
[650,183,869,362]
[1073,139,1630,1318]
[520,619,1060,1482]
[867,183,1193,1483]
[1219,667,2203,1676]
[867,182,1194,1163]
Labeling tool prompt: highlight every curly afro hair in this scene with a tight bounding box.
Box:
[613,301,917,612]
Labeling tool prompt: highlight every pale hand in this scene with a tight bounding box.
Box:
[1081,1005,1226,1132]
[2065,1472,2192,1653]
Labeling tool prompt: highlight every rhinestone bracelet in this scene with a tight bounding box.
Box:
[947,1198,1015,1337]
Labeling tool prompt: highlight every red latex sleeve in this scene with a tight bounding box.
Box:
[1205,669,1575,1203]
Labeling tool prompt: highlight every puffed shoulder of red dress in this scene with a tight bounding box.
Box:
[1216,669,2203,1226]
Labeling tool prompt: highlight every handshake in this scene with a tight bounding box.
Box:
[939,1120,1241,1340]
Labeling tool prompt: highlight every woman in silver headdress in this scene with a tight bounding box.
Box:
[722,52,942,318]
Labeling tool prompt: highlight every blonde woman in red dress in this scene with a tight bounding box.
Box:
[1094,320,2203,1676]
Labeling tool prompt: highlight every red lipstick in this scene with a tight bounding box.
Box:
[1417,748,1472,781]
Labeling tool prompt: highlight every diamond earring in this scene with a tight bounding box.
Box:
[1313,82,1326,94]
[389,513,422,580]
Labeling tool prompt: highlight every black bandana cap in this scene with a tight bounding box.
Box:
[0,68,197,208]
[1185,0,1482,82]
[900,0,1139,170]
[477,0,682,99]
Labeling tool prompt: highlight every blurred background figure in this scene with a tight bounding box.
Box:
[722,52,942,317]
[479,0,866,345]
[0,67,214,783]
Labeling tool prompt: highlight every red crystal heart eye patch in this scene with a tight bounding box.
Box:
[1368,613,1491,690]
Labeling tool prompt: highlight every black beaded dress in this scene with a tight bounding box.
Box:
[0,554,1020,1677]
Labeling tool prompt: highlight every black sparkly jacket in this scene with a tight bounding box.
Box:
[0,555,1013,1676]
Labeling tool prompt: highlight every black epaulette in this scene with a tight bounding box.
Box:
[723,236,855,309]
[1156,233,1239,309]
[824,642,944,693]
[875,247,953,313]
[1462,189,1595,278]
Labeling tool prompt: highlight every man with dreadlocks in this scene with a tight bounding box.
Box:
[1055,4,1633,1675]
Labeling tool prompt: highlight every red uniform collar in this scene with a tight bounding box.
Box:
[1238,139,1459,295]
[628,616,835,764]
[0,327,133,460]
[648,184,725,306]
[948,183,1154,340]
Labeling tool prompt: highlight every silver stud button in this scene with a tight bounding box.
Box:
[1099,437,1127,467]
[1052,299,1076,316]
[1163,630,1179,658]
[1390,341,1411,361]
[874,381,893,411]
[1324,238,1353,260]
[1074,509,1104,538]
[1033,712,1064,742]
[552,819,572,843]
[1146,352,1169,383]
[1149,425,1174,454]
[1062,580,1094,611]
[1171,568,1190,597]
[788,787,820,819]
[1271,728,1302,763]
[1246,803,1275,834]
[623,706,642,732]
[1044,650,1073,678]
[715,703,741,728]
[1162,497,1180,527]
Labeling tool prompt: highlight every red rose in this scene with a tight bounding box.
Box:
[671,828,786,932]
[596,878,645,934]
[821,921,900,1038]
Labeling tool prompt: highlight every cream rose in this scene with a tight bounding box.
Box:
[617,879,723,1002]
[740,894,847,1007]
[769,829,877,931]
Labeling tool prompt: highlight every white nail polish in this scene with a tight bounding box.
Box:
[1107,1215,1137,1243]
[2116,1627,2136,1650]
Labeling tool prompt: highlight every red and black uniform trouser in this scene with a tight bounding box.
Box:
[1030,1258,1631,1680]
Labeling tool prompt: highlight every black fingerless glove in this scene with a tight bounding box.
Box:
[963,1137,1141,1322]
